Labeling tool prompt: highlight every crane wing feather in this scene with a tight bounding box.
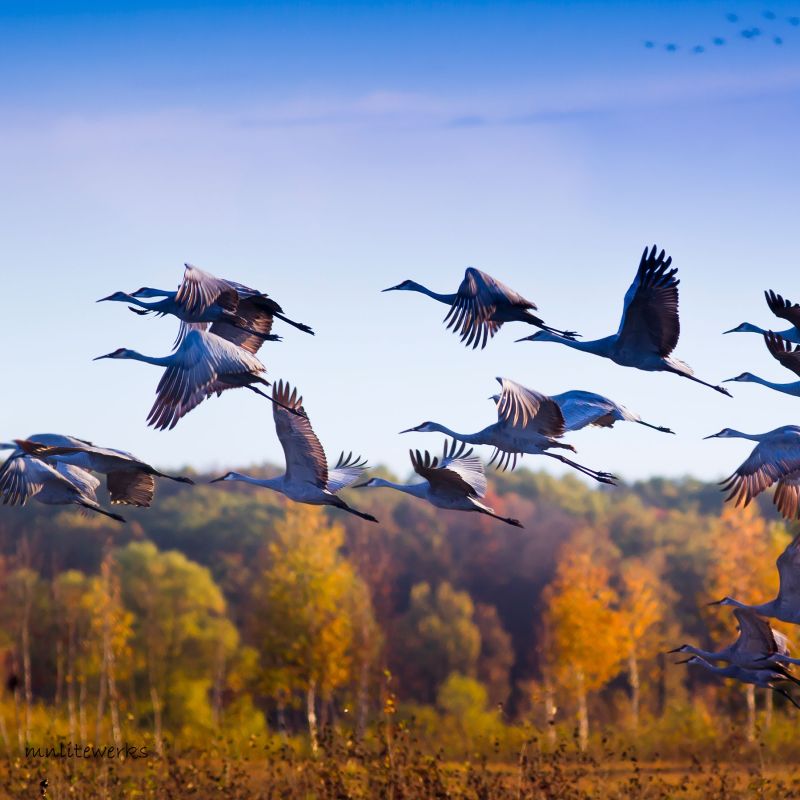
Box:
[494,377,565,435]
[443,268,532,350]
[765,290,800,329]
[327,452,369,493]
[764,331,800,379]
[410,440,487,498]
[616,245,680,357]
[175,264,239,316]
[271,380,328,487]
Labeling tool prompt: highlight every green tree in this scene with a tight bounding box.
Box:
[116,541,238,747]
[393,581,481,704]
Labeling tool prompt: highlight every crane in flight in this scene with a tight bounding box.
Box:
[517,245,731,396]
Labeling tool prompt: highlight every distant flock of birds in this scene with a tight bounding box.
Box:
[5,247,800,707]
[644,9,799,53]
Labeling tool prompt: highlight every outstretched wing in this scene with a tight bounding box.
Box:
[551,390,622,431]
[444,268,532,350]
[764,332,800,379]
[272,380,328,488]
[616,245,679,357]
[776,533,800,602]
[731,608,779,657]
[55,464,100,500]
[721,434,800,514]
[410,440,487,498]
[0,455,50,504]
[208,296,277,354]
[175,264,239,316]
[326,452,369,493]
[765,290,800,329]
[148,330,265,431]
[107,471,156,507]
[774,471,800,521]
[494,377,565,435]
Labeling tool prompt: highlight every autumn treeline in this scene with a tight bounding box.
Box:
[0,465,794,757]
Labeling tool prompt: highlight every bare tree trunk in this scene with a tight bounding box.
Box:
[765,686,773,730]
[576,669,589,752]
[95,653,108,744]
[307,680,318,755]
[150,686,164,757]
[78,675,87,742]
[746,684,756,743]
[543,677,557,748]
[66,622,76,742]
[628,648,640,731]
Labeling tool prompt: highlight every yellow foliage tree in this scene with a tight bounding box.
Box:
[542,529,626,750]
[616,558,669,730]
[253,506,364,751]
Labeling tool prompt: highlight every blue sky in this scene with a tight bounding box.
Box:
[2,1,800,481]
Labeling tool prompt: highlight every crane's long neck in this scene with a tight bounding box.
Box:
[722,596,777,616]
[224,473,282,490]
[404,282,456,305]
[693,660,737,678]
[683,645,726,661]
[119,350,175,368]
[534,332,614,356]
[425,423,486,445]
[112,293,171,312]
[368,478,428,498]
[724,431,766,442]
[743,375,800,395]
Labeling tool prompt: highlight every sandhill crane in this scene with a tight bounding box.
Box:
[675,655,800,708]
[382,267,578,349]
[0,450,125,523]
[93,328,301,431]
[402,378,618,483]
[668,608,790,669]
[517,245,731,397]
[6,435,194,507]
[210,380,377,523]
[709,534,800,625]
[724,332,800,398]
[489,388,674,434]
[704,425,800,520]
[724,290,800,344]
[357,438,522,527]
[99,264,313,345]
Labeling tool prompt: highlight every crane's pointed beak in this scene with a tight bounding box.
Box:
[702,433,721,440]
[674,658,693,665]
[399,428,416,434]
[381,285,401,292]
[665,647,683,654]
[515,335,535,343]
[721,378,735,383]
[706,598,724,606]
[96,294,116,303]
[209,476,226,483]
[722,327,738,334]
[92,353,113,361]
[352,481,370,488]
